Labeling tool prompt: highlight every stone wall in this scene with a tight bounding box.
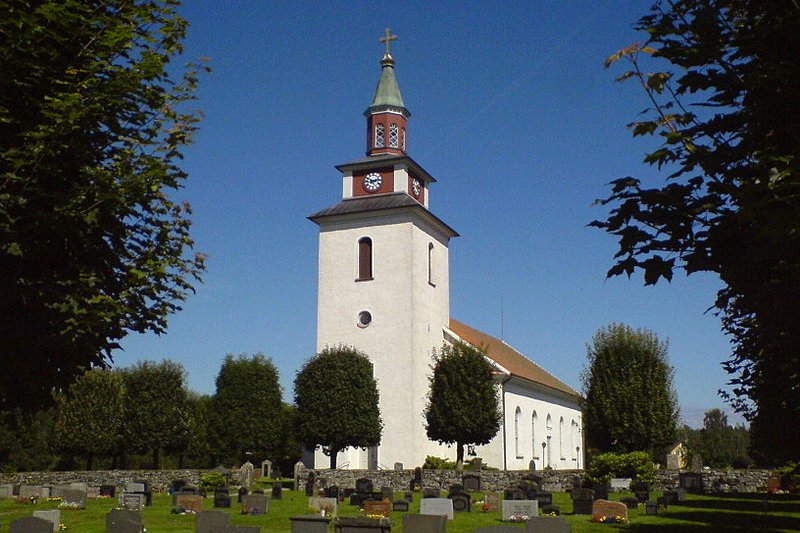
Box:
[0,470,202,493]
[295,464,776,494]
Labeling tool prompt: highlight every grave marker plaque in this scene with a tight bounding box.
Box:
[0,483,14,498]
[196,510,230,533]
[403,514,446,533]
[392,499,409,512]
[420,497,454,520]
[450,492,471,512]
[462,474,480,492]
[176,494,203,513]
[62,488,87,509]
[106,509,141,531]
[364,500,391,517]
[501,499,537,521]
[9,517,54,533]
[121,493,145,510]
[592,499,628,521]
[484,492,500,512]
[242,493,269,515]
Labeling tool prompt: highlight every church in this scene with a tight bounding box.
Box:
[308,31,583,472]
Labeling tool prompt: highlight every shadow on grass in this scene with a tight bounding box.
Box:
[678,495,800,514]
[626,510,800,532]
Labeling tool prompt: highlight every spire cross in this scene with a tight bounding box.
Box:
[379,28,398,55]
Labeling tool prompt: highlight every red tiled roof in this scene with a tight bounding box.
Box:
[449,319,580,399]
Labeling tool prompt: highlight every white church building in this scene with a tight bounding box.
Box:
[308,33,583,471]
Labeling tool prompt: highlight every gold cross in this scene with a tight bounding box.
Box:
[379,28,398,55]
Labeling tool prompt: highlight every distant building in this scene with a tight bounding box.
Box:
[308,32,582,470]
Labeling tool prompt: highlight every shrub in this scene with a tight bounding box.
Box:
[588,451,656,484]
[199,471,227,492]
[777,462,800,493]
[423,456,457,470]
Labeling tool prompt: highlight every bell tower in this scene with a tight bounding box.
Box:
[309,29,458,469]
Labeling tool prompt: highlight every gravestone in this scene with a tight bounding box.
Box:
[472,457,483,472]
[609,478,632,492]
[620,497,638,509]
[666,452,681,470]
[0,484,14,498]
[108,520,143,533]
[533,491,553,506]
[448,484,464,495]
[503,488,526,501]
[170,479,188,493]
[592,482,609,501]
[242,493,269,514]
[62,488,87,509]
[214,489,231,508]
[403,491,413,502]
[403,514,446,533]
[106,509,142,531]
[645,502,658,515]
[349,493,367,506]
[691,454,703,471]
[484,492,500,512]
[392,499,409,512]
[501,500,537,521]
[410,467,423,491]
[68,482,88,492]
[394,462,403,471]
[570,488,594,515]
[420,497,454,520]
[237,487,248,503]
[121,493,145,510]
[100,485,116,498]
[176,494,204,513]
[125,482,145,493]
[10,517,55,533]
[364,500,391,517]
[32,510,60,532]
[290,515,331,533]
[591,499,628,521]
[19,485,43,499]
[324,485,340,499]
[422,488,440,499]
[272,482,283,500]
[308,496,336,515]
[261,459,272,479]
[462,474,480,492]
[196,510,230,533]
[450,492,471,512]
[305,471,316,497]
[679,472,703,492]
[523,516,572,532]
[240,461,254,490]
[380,486,393,500]
[355,478,373,494]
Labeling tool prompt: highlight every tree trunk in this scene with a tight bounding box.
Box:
[329,448,339,469]
[86,453,94,471]
[152,448,161,470]
[456,441,464,470]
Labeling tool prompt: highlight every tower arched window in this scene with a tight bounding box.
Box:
[514,407,522,458]
[427,243,435,286]
[389,123,399,148]
[358,237,373,280]
[375,124,384,148]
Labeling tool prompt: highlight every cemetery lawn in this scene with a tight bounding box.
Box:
[0,491,798,532]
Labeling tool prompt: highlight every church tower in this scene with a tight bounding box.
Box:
[309,30,458,469]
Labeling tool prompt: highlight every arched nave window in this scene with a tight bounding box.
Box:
[546,414,552,430]
[531,411,538,459]
[358,237,373,280]
[559,417,565,459]
[514,407,522,458]
[571,419,579,460]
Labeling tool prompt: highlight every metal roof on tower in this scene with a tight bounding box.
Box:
[365,28,409,116]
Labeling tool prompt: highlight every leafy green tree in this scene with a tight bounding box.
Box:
[294,346,382,469]
[208,353,284,465]
[181,391,213,468]
[581,324,679,458]
[594,0,799,463]
[0,0,207,411]
[424,341,501,469]
[120,360,192,469]
[54,368,124,470]
[683,409,752,468]
[0,408,59,472]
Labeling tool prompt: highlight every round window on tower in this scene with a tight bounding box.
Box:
[357,310,372,328]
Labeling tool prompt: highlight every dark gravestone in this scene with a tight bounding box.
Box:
[523,516,572,532]
[540,504,560,515]
[62,488,87,509]
[679,472,703,492]
[306,472,316,497]
[571,488,594,515]
[403,514,446,533]
[108,520,143,533]
[272,482,283,500]
[237,487,248,503]
[380,486,393,500]
[100,485,116,498]
[107,509,142,531]
[621,497,638,509]
[170,479,188,493]
[10,517,53,533]
[196,510,230,533]
[634,489,650,503]
[645,502,658,515]
[355,478,373,494]
[448,484,465,495]
[450,492,471,512]
[533,491,553,506]
[213,490,231,508]
[462,474,480,492]
[422,488,440,499]
[410,467,423,491]
[392,500,409,512]
[403,491,413,502]
[324,485,340,499]
[349,493,367,506]
[134,480,152,506]
[662,490,679,505]
[252,489,264,495]
[592,483,609,501]
[242,493,269,515]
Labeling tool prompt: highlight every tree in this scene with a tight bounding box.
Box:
[682,408,752,468]
[294,346,382,469]
[581,324,679,458]
[424,341,501,469]
[208,353,284,465]
[0,0,207,411]
[593,0,800,463]
[120,360,192,469]
[54,368,124,470]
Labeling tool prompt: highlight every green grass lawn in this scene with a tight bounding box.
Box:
[0,490,798,532]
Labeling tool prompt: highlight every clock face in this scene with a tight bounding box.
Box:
[363,172,383,192]
[411,178,422,197]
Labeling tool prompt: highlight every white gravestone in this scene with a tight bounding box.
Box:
[240,461,254,490]
[610,478,632,491]
[420,498,455,520]
[501,499,538,521]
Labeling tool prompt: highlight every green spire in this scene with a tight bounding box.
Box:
[369,55,406,110]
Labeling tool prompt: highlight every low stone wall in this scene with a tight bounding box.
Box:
[0,469,202,493]
[296,464,776,494]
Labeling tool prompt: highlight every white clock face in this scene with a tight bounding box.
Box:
[412,179,422,197]
[363,172,382,192]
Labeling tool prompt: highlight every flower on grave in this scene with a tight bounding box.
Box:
[508,513,529,522]
[58,501,83,510]
[58,524,67,531]
[481,503,491,512]
[44,497,63,503]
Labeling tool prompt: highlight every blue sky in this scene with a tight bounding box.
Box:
[116,0,743,428]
